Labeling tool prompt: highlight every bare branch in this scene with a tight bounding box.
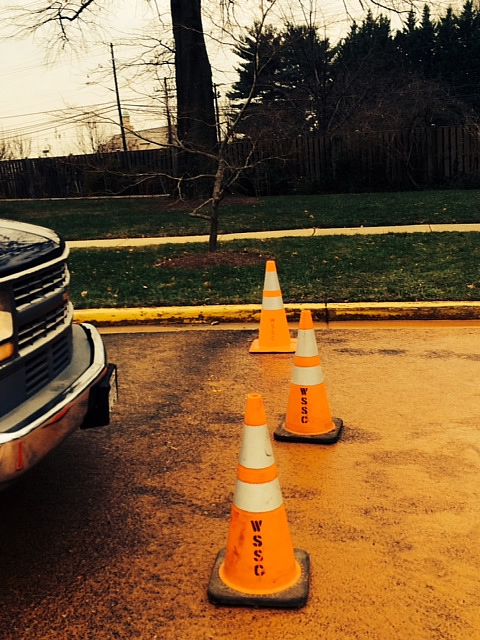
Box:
[188,198,214,221]
[7,1,100,40]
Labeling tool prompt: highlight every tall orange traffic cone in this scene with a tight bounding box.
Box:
[208,393,310,608]
[249,260,296,353]
[274,309,343,444]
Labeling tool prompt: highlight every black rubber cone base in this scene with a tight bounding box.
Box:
[207,548,310,609]
[274,417,344,444]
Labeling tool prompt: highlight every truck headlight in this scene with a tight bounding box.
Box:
[0,290,14,362]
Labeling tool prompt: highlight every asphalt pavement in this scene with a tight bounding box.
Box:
[4,224,480,637]
[69,223,480,326]
[3,325,480,639]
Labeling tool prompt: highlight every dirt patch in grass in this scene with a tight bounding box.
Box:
[155,250,270,269]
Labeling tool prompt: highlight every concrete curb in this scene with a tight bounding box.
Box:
[73,301,480,326]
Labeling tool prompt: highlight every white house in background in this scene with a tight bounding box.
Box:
[99,112,176,152]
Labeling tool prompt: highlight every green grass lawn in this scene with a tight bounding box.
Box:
[69,233,480,308]
[2,189,480,240]
[2,191,479,307]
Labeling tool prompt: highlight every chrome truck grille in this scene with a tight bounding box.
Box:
[0,255,73,419]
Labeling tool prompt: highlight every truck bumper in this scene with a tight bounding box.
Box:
[0,323,116,487]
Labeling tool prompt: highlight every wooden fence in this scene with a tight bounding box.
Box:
[1,125,479,199]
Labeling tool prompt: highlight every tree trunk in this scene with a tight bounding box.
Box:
[209,201,219,252]
[208,156,227,252]
[171,0,217,197]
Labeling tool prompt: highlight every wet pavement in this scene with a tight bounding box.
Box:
[1,324,480,639]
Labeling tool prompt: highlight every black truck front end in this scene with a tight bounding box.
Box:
[0,219,116,486]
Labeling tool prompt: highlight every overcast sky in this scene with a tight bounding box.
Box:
[0,0,460,158]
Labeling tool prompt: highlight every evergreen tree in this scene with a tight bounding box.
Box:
[330,12,399,131]
[228,23,283,106]
[395,9,417,72]
[277,24,336,134]
[430,2,480,115]
[415,5,436,76]
[436,6,459,84]
[395,5,436,77]
[228,3,480,140]
[228,23,335,137]
[451,1,480,112]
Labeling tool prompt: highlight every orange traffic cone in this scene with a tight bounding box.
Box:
[249,260,296,353]
[208,393,310,608]
[274,309,343,444]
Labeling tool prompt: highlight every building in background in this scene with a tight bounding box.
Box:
[99,112,176,152]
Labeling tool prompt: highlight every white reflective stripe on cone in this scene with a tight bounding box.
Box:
[239,424,274,470]
[264,271,281,291]
[292,365,325,386]
[262,296,284,310]
[295,329,319,357]
[233,477,284,513]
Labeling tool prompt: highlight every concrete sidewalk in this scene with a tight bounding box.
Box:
[67,222,480,249]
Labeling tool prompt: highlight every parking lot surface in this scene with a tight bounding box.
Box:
[1,324,480,639]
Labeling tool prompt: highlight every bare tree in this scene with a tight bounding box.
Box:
[75,113,112,153]
[5,0,282,250]
[96,1,282,250]
[0,135,32,160]
[4,0,443,251]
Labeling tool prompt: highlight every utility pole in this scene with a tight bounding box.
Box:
[213,83,221,143]
[110,43,128,154]
[164,78,173,145]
